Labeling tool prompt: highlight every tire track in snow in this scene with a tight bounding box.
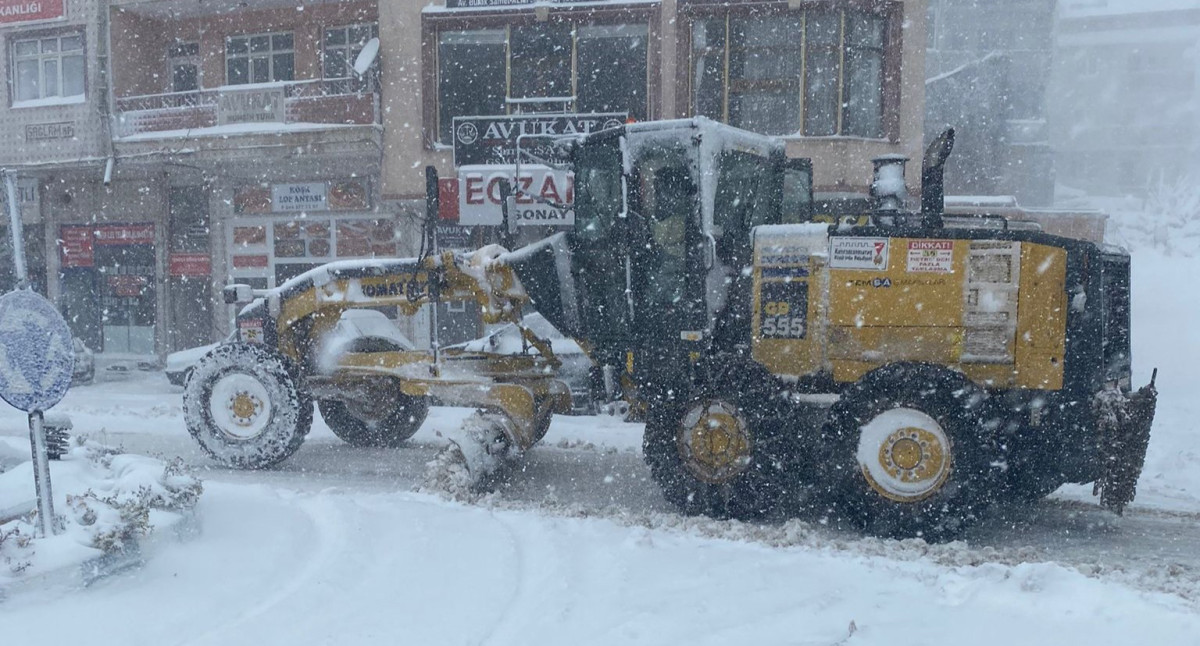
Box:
[175,491,350,646]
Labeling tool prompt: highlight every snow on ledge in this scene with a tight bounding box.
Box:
[114,121,374,142]
[422,0,659,13]
[11,94,87,109]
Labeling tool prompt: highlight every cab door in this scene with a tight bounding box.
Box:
[626,150,708,374]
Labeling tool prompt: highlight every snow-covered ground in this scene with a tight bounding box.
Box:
[2,206,1200,644]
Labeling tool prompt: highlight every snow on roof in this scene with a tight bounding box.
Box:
[1059,0,1200,19]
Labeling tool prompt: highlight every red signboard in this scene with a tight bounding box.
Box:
[438,178,460,222]
[59,226,94,268]
[232,254,269,269]
[169,253,212,277]
[93,223,155,246]
[0,0,65,25]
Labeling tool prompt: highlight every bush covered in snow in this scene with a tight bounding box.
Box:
[0,437,202,585]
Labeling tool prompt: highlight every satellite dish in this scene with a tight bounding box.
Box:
[354,37,380,76]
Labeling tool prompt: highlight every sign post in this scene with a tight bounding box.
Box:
[0,287,76,537]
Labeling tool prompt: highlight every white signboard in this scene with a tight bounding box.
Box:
[507,198,576,226]
[458,165,574,227]
[272,183,328,213]
[217,87,286,125]
[829,237,890,270]
[906,240,955,273]
[0,178,39,219]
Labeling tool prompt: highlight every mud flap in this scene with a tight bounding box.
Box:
[1093,371,1158,514]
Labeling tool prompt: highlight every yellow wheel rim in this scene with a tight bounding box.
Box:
[677,401,753,484]
[857,409,952,503]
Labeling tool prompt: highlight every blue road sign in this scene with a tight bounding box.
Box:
[0,289,75,412]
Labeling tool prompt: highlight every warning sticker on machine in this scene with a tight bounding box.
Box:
[830,237,889,270]
[906,240,955,273]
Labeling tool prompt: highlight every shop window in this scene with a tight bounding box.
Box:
[12,33,85,104]
[324,23,379,93]
[226,32,294,85]
[435,23,648,144]
[577,24,647,116]
[230,217,398,289]
[59,224,157,355]
[437,29,507,143]
[510,24,573,107]
[691,8,888,138]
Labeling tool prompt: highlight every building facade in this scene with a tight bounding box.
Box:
[0,0,930,359]
[1049,1,1200,198]
[379,0,929,212]
[0,0,419,357]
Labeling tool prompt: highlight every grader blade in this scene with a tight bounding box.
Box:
[424,411,515,497]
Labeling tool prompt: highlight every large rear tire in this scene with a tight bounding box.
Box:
[819,362,1001,540]
[643,360,795,520]
[318,394,429,448]
[183,343,313,469]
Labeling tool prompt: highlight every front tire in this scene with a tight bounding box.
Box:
[318,394,429,448]
[819,363,1001,540]
[643,361,794,519]
[184,343,313,468]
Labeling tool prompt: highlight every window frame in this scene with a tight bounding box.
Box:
[323,23,380,80]
[167,42,201,94]
[680,2,900,141]
[11,31,86,105]
[225,31,296,86]
[421,4,661,149]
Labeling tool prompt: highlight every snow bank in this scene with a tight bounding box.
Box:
[0,436,202,593]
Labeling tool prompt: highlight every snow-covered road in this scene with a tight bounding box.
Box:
[5,454,1200,646]
[1,370,1199,646]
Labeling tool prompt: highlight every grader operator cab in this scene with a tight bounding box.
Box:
[187,117,1156,539]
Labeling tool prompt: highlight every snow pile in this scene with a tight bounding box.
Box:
[1058,181,1200,257]
[0,436,202,590]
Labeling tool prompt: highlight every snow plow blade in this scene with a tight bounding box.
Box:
[1094,370,1158,514]
[424,412,515,496]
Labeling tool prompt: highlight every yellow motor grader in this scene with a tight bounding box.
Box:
[182,245,571,471]
[187,117,1156,539]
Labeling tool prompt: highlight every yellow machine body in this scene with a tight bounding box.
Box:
[245,249,571,451]
[751,227,1070,391]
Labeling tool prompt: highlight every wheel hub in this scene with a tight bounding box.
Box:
[209,372,274,440]
[857,409,952,503]
[229,391,264,426]
[677,400,752,484]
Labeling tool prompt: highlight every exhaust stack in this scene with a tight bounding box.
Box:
[921,127,956,229]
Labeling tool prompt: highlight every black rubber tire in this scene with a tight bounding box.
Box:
[819,362,1001,540]
[318,394,429,448]
[643,360,795,520]
[183,343,313,469]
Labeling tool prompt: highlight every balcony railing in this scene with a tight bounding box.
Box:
[114,78,378,138]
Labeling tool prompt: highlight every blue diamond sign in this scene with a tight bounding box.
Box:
[0,290,75,412]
